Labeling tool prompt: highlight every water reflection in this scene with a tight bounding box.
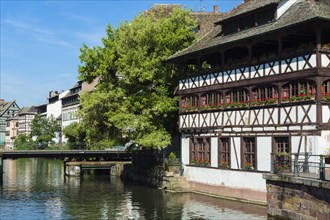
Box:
[0,159,267,219]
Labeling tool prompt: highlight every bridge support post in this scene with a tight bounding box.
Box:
[65,162,81,176]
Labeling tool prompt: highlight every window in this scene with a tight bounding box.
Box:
[201,92,223,109]
[322,80,330,98]
[240,14,255,30]
[241,137,256,170]
[273,137,290,154]
[282,80,316,101]
[219,138,230,168]
[190,137,211,166]
[226,89,249,104]
[257,8,275,25]
[6,121,10,127]
[222,20,238,35]
[253,85,278,100]
[182,95,199,112]
[252,85,278,105]
[273,137,291,172]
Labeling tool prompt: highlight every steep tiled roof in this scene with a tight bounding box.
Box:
[0,101,15,116]
[168,0,330,62]
[215,0,280,24]
[191,11,225,37]
[18,106,37,115]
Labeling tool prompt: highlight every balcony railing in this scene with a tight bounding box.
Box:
[182,95,318,113]
[270,153,330,181]
[179,50,330,92]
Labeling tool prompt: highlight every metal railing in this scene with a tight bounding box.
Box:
[270,153,330,181]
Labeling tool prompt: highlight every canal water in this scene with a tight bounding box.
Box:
[0,158,267,219]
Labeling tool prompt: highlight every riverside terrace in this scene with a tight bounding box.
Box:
[0,150,132,177]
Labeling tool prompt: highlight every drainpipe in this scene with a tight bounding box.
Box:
[320,155,325,181]
[180,134,183,176]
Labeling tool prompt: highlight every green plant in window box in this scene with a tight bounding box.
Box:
[220,160,229,169]
[275,151,289,157]
[289,96,297,102]
[304,94,313,101]
[323,93,330,101]
[191,159,210,167]
[244,162,254,170]
[274,163,290,173]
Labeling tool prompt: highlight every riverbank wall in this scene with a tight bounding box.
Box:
[121,150,165,187]
[120,149,266,206]
[263,174,330,219]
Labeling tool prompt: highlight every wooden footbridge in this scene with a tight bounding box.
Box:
[0,150,132,178]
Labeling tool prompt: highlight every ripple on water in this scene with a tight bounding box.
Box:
[0,159,267,220]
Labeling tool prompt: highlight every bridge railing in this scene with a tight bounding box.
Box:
[270,153,330,181]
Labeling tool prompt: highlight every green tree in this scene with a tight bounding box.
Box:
[30,114,61,149]
[62,122,86,149]
[14,134,35,150]
[78,7,197,149]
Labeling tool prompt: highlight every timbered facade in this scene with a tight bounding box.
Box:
[168,0,330,201]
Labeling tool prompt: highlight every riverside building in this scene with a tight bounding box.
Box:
[168,0,330,202]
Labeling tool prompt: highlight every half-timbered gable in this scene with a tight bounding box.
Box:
[0,100,20,146]
[168,0,330,202]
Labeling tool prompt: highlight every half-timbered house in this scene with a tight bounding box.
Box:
[168,0,330,202]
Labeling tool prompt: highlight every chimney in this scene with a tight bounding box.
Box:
[213,5,218,13]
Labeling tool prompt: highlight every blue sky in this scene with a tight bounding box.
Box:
[1,0,240,107]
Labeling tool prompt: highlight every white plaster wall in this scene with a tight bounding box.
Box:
[319,131,330,155]
[181,136,190,166]
[231,137,241,169]
[257,137,272,171]
[276,0,298,19]
[184,165,266,192]
[47,90,69,118]
[322,105,330,123]
[292,136,306,153]
[322,54,330,67]
[211,137,218,168]
[47,102,61,119]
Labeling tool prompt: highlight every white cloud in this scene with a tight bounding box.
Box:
[3,18,74,48]
[4,19,53,35]
[63,12,97,24]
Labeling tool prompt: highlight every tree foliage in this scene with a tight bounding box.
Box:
[30,114,60,149]
[14,134,35,150]
[62,122,86,149]
[78,7,197,149]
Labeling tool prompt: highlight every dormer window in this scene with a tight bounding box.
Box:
[220,6,276,36]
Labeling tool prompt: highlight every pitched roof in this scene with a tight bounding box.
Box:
[215,0,280,24]
[190,11,225,37]
[0,100,15,116]
[18,106,37,115]
[168,0,330,62]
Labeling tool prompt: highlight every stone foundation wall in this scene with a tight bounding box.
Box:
[121,164,165,187]
[189,181,266,205]
[263,174,330,220]
[121,149,165,187]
